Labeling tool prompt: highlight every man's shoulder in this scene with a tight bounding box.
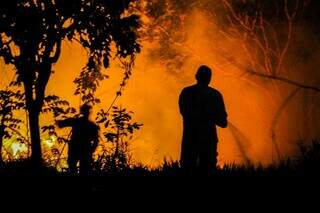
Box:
[181,85,224,97]
[89,120,99,129]
[182,85,195,90]
[181,84,198,93]
[208,87,223,97]
[78,118,98,128]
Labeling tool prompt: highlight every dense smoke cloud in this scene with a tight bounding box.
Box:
[1,0,320,167]
[128,0,320,165]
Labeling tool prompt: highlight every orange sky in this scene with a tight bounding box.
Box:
[2,7,320,167]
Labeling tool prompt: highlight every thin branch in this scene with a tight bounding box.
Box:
[276,0,300,76]
[285,0,300,21]
[259,13,273,74]
[270,87,301,161]
[276,18,293,76]
[246,70,320,92]
[228,122,251,165]
[7,126,29,144]
[222,0,254,32]
[262,19,281,56]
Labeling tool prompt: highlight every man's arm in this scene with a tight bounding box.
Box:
[90,125,100,152]
[179,88,188,117]
[56,118,76,128]
[214,93,228,128]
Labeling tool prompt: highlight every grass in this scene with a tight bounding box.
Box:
[1,141,319,194]
[1,140,320,177]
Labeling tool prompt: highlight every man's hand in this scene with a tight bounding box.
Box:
[215,115,228,128]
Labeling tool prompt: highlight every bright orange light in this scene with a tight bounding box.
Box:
[43,135,57,149]
[11,142,28,159]
[1,2,319,168]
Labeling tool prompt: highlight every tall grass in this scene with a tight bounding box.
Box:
[1,140,320,176]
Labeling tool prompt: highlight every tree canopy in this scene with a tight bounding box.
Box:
[0,0,141,165]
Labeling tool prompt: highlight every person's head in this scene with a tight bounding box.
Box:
[80,104,92,118]
[195,65,212,85]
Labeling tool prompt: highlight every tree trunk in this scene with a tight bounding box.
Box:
[19,50,54,169]
[0,135,3,165]
[0,126,4,164]
[24,79,43,167]
[28,106,42,166]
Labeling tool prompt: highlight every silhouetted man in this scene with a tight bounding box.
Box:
[57,104,99,175]
[179,65,228,174]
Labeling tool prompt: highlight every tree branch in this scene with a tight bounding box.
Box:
[222,0,255,32]
[270,87,301,160]
[276,1,295,76]
[246,70,320,92]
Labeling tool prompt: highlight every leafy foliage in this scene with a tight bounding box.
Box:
[0,89,25,163]
[0,89,25,140]
[42,95,76,118]
[95,105,142,171]
[0,0,141,105]
[0,0,141,162]
[40,95,77,168]
[135,0,196,75]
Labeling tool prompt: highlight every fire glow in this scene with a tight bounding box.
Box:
[1,0,320,168]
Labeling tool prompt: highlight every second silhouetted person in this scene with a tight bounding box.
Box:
[179,65,228,174]
[57,104,99,175]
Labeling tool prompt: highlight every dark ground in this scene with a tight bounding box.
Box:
[1,141,320,195]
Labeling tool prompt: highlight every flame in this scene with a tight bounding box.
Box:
[11,142,28,159]
[43,135,57,148]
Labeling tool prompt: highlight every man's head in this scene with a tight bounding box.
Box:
[80,104,92,118]
[195,65,212,85]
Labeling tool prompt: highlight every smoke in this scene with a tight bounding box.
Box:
[46,2,320,167]
[2,0,320,167]
[112,0,320,166]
